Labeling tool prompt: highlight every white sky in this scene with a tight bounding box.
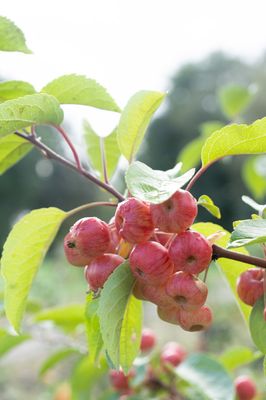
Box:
[1,0,266,135]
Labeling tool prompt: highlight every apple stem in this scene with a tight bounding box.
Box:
[185,162,214,192]
[100,136,109,184]
[53,125,82,171]
[212,244,266,269]
[14,130,125,202]
[66,201,118,218]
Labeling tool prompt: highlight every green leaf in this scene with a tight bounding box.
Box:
[125,161,195,204]
[201,117,266,167]
[0,81,36,103]
[198,195,221,219]
[83,121,120,179]
[242,195,266,215]
[229,219,266,248]
[178,137,204,172]
[0,16,31,53]
[218,346,262,371]
[218,84,252,119]
[98,261,141,370]
[176,353,234,400]
[0,134,33,174]
[264,356,266,376]
[35,304,85,332]
[193,223,251,322]
[1,207,66,332]
[41,74,120,112]
[85,293,103,364]
[249,296,266,354]
[242,156,266,201]
[0,329,29,357]
[117,90,165,162]
[39,348,81,377]
[0,93,64,137]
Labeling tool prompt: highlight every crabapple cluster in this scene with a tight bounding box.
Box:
[63,189,214,331]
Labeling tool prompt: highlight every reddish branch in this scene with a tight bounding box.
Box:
[212,244,266,269]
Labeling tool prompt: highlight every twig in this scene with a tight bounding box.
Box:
[212,244,266,269]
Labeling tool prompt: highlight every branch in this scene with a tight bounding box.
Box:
[53,125,82,171]
[15,131,125,202]
[186,162,214,192]
[212,244,266,269]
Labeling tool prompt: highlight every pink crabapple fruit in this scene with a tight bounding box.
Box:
[129,241,174,285]
[234,375,257,400]
[236,268,264,306]
[150,189,198,234]
[115,197,154,244]
[140,328,157,352]
[160,342,187,367]
[109,369,134,394]
[169,230,212,274]
[157,305,181,325]
[165,271,208,311]
[63,232,93,266]
[64,217,111,266]
[84,254,124,291]
[178,305,213,332]
[140,282,177,308]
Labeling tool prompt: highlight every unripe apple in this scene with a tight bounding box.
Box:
[169,230,212,274]
[150,189,198,234]
[165,271,208,311]
[129,241,174,285]
[179,305,213,331]
[64,217,111,266]
[140,328,156,352]
[234,375,257,400]
[141,283,176,307]
[236,268,264,306]
[84,254,124,291]
[64,232,93,266]
[115,198,154,244]
[160,342,187,367]
[157,305,181,325]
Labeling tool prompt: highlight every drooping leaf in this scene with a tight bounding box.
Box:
[41,74,120,112]
[98,261,141,369]
[193,223,251,322]
[117,91,165,162]
[218,346,262,371]
[201,117,266,168]
[229,219,266,248]
[85,293,103,364]
[178,137,204,172]
[0,134,33,174]
[126,161,195,204]
[0,93,64,137]
[242,156,266,201]
[0,16,31,53]
[218,84,252,119]
[0,329,30,357]
[1,207,66,332]
[176,353,234,400]
[83,121,120,179]
[39,348,81,377]
[35,304,85,332]
[198,195,221,219]
[249,296,266,354]
[0,81,36,103]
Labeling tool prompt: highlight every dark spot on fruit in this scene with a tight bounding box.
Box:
[67,241,76,248]
[175,295,187,304]
[136,267,145,277]
[187,255,196,263]
[189,324,203,332]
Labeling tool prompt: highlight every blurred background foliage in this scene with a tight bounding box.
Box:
[1,51,266,399]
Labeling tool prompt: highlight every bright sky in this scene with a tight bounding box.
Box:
[1,0,266,135]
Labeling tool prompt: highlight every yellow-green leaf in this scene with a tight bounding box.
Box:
[0,134,33,174]
[198,195,221,219]
[35,304,85,332]
[0,81,36,103]
[0,16,31,54]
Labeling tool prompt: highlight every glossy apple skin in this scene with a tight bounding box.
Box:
[150,189,198,234]
[157,305,181,325]
[64,232,93,266]
[234,375,257,400]
[236,268,264,306]
[169,230,212,274]
[141,282,177,307]
[165,271,208,311]
[160,342,187,367]
[140,328,157,352]
[84,254,124,291]
[178,305,213,332]
[115,198,154,244]
[129,241,174,285]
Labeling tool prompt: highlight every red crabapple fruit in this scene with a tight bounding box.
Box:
[160,342,187,367]
[236,268,264,306]
[141,283,177,307]
[179,305,213,331]
[64,232,93,266]
[129,241,174,285]
[169,230,212,274]
[150,189,197,233]
[84,254,124,291]
[109,369,133,393]
[106,219,120,253]
[234,375,257,400]
[115,198,154,243]
[140,328,156,352]
[165,271,208,311]
[64,217,111,266]
[157,305,181,325]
